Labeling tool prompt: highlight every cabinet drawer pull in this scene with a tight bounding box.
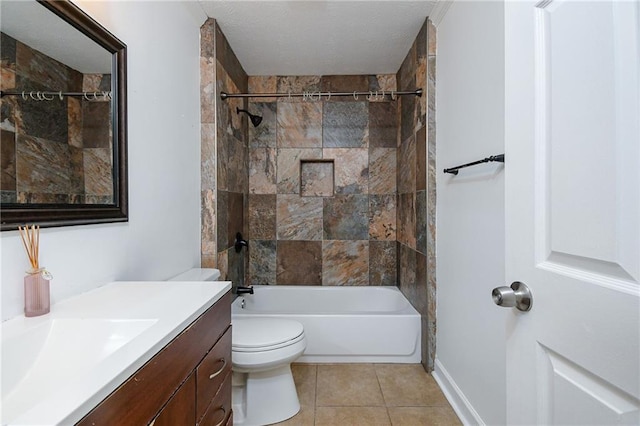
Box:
[209,358,227,379]
[213,407,226,426]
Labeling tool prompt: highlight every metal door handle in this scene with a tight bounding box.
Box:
[492,281,532,312]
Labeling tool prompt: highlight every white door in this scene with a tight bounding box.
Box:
[504,0,640,424]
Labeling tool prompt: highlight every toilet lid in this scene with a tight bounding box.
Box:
[232,318,304,349]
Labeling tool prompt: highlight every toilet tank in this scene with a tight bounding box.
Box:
[169,268,221,281]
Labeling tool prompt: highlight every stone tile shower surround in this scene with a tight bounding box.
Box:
[246,74,399,287]
[0,32,113,204]
[199,18,437,371]
[396,19,437,371]
[200,19,250,291]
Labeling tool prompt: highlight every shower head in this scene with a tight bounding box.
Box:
[236,107,263,127]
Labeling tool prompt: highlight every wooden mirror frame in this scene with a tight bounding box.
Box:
[1,0,127,231]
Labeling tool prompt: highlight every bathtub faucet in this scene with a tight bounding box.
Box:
[235,232,248,253]
[236,285,254,295]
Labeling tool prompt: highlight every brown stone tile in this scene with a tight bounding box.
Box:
[322,240,369,286]
[277,148,323,194]
[277,102,323,148]
[227,191,244,248]
[321,75,369,101]
[1,130,16,191]
[315,407,390,426]
[416,190,427,255]
[277,194,323,240]
[388,407,461,426]
[400,95,416,147]
[369,241,397,286]
[375,364,448,407]
[200,19,215,58]
[323,195,369,240]
[249,102,277,147]
[416,126,427,191]
[201,189,216,256]
[201,123,216,191]
[369,194,396,241]
[316,364,384,407]
[276,241,322,285]
[417,57,427,128]
[369,148,396,195]
[215,22,248,92]
[16,133,72,193]
[248,194,276,240]
[323,148,368,195]
[323,102,369,148]
[398,135,416,194]
[249,147,276,194]
[249,76,278,102]
[227,136,248,193]
[301,160,334,197]
[217,133,228,191]
[248,240,276,285]
[217,190,228,251]
[68,97,82,148]
[369,74,397,94]
[83,148,112,197]
[201,254,216,269]
[217,249,228,280]
[397,193,416,249]
[276,76,321,102]
[398,243,417,304]
[370,102,398,148]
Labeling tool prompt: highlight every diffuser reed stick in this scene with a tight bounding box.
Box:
[18,225,40,271]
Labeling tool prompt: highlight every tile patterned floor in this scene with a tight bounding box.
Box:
[273,364,462,426]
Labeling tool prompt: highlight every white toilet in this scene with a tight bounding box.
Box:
[232,318,307,426]
[169,268,307,425]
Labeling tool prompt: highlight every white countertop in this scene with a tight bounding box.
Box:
[1,280,231,425]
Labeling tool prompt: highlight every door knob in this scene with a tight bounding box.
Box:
[492,281,532,312]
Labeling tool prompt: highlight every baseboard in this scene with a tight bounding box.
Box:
[432,358,485,425]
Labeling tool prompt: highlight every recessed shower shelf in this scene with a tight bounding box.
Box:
[300,160,334,197]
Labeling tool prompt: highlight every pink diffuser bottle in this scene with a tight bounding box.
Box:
[19,225,51,317]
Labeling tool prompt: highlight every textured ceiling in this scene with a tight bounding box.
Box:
[198,1,436,76]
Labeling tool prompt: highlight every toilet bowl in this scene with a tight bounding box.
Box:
[232,318,307,426]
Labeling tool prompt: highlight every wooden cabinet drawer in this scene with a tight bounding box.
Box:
[151,373,196,426]
[198,371,231,426]
[197,327,232,421]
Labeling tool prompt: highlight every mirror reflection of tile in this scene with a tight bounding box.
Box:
[1,32,113,205]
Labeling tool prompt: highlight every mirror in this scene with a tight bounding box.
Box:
[0,0,127,231]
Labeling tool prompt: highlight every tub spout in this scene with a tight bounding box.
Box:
[236,285,254,295]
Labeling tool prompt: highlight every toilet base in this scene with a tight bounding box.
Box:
[232,365,300,426]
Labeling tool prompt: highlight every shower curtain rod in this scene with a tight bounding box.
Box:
[1,90,112,100]
[220,88,422,100]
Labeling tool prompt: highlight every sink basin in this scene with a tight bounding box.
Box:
[2,318,157,422]
[0,280,231,425]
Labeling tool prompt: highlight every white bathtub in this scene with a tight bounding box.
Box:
[231,286,421,363]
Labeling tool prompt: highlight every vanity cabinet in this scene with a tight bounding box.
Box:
[76,291,232,426]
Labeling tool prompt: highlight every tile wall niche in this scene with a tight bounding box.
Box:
[200,19,250,290]
[246,74,399,287]
[396,19,437,371]
[0,32,113,204]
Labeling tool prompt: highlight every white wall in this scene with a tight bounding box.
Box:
[434,1,507,425]
[1,1,208,321]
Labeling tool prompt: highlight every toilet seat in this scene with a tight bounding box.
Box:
[232,318,304,352]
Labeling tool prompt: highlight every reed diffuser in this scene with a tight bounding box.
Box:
[19,225,52,317]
